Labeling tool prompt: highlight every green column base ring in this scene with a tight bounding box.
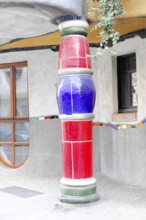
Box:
[59,183,99,204]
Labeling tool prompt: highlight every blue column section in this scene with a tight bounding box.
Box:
[57,75,96,115]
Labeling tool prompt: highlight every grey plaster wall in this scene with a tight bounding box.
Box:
[93,126,101,174]
[91,48,114,122]
[99,124,146,187]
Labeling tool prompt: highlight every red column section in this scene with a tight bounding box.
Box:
[62,120,93,179]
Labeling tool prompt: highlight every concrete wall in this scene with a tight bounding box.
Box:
[99,124,146,187]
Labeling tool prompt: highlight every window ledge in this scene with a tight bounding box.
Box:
[112,113,137,122]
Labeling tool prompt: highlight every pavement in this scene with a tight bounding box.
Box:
[0,173,146,220]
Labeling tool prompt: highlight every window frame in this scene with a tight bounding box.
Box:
[117,53,137,113]
[0,61,29,168]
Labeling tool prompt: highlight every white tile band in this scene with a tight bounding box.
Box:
[60,177,96,186]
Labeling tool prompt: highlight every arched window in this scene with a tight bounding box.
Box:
[0,62,29,168]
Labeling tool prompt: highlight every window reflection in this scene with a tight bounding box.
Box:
[16,67,28,117]
[131,72,137,107]
[15,146,29,164]
[15,123,29,142]
[0,146,12,164]
[0,123,12,142]
[0,69,10,117]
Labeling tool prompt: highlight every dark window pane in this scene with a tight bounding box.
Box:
[15,123,29,142]
[15,146,29,164]
[0,69,10,117]
[129,54,136,70]
[118,53,137,112]
[0,123,12,142]
[120,74,131,108]
[15,67,28,116]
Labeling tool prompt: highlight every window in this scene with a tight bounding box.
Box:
[117,53,137,113]
[0,62,29,168]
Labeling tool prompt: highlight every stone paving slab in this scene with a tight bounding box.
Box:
[0,186,43,198]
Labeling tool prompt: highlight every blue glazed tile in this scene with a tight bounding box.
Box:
[109,123,118,130]
[57,75,96,115]
[142,118,146,124]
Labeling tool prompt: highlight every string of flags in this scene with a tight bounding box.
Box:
[93,118,146,130]
[34,115,146,130]
[34,115,59,120]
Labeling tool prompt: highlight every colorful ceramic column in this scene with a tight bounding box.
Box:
[57,18,98,203]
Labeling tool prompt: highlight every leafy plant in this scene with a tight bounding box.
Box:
[88,0,124,58]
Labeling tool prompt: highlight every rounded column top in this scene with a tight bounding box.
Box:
[58,20,89,32]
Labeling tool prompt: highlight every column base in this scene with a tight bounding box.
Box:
[59,178,99,204]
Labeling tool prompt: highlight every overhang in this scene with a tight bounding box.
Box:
[0,0,146,51]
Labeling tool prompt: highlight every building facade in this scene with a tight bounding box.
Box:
[0,33,146,188]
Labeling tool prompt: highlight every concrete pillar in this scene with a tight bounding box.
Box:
[57,16,98,203]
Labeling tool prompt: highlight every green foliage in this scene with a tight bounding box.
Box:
[88,0,124,58]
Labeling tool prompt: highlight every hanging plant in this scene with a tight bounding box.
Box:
[88,0,124,58]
